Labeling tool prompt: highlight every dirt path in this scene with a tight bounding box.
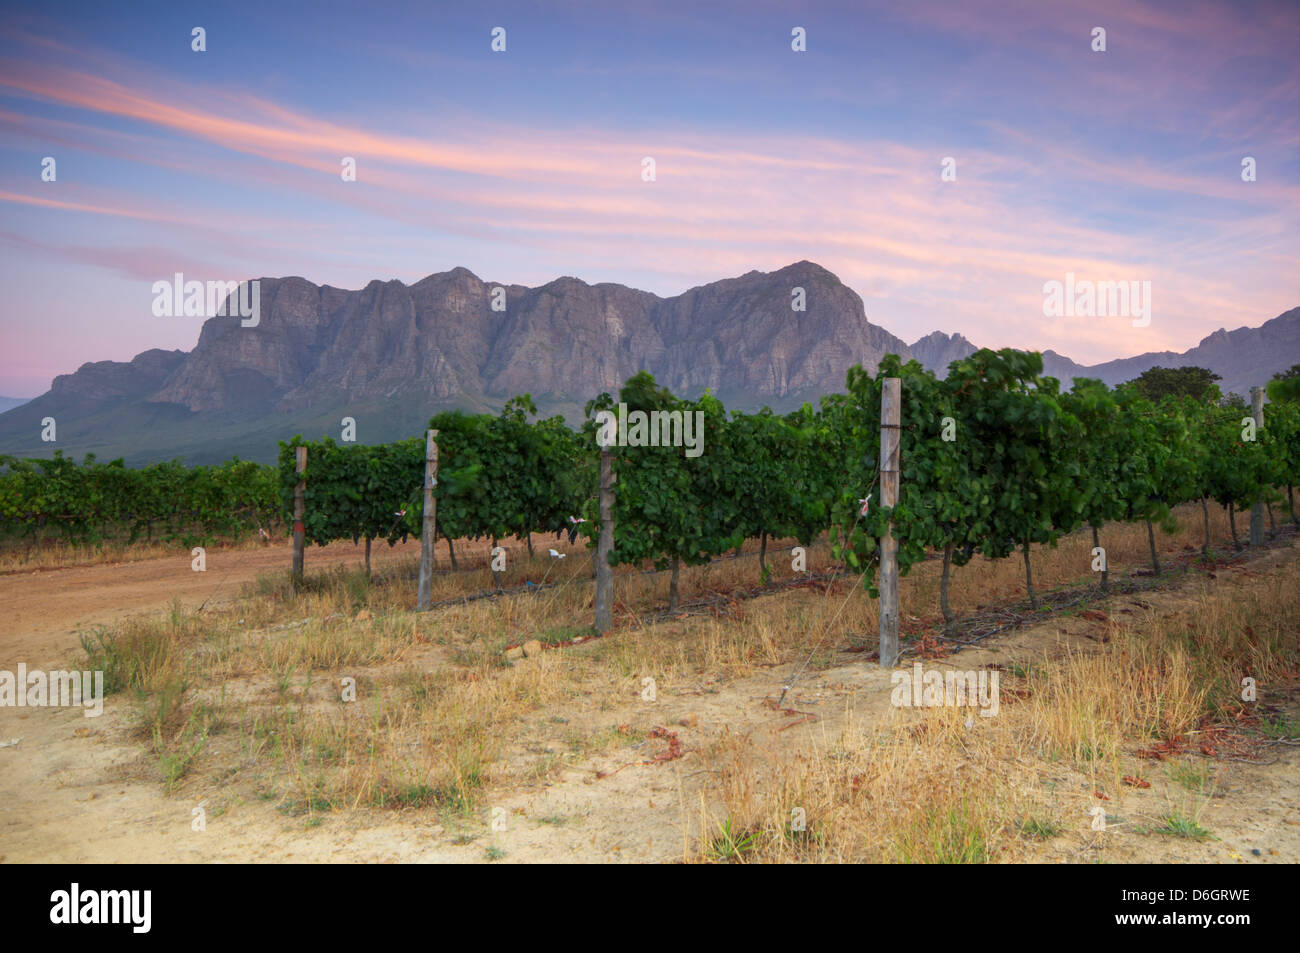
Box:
[0,540,421,668]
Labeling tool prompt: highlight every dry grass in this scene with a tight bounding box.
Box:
[81,500,1299,854]
[689,566,1298,863]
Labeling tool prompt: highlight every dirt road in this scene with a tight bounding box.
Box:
[0,540,421,668]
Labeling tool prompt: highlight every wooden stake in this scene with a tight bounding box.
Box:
[292,445,306,586]
[879,377,901,667]
[594,447,615,633]
[1250,386,1265,547]
[418,429,438,610]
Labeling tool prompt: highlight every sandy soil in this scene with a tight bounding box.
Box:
[0,540,421,668]
[1,539,1296,864]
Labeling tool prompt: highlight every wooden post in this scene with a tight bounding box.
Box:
[878,377,901,667]
[418,429,438,610]
[594,448,615,633]
[292,445,307,586]
[1249,386,1265,547]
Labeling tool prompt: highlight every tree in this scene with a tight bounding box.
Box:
[276,436,423,574]
[1266,364,1300,404]
[1262,398,1300,522]
[1127,366,1221,404]
[1062,380,1163,585]
[954,350,1081,608]
[425,410,491,570]
[870,354,986,632]
[1198,403,1273,550]
[1140,394,1198,569]
[719,409,809,579]
[592,371,739,610]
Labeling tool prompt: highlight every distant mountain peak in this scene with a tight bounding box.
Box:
[909,331,977,373]
[912,329,974,346]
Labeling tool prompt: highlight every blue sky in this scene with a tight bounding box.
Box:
[1,0,1297,395]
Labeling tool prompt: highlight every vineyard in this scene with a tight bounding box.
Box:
[269,350,1299,623]
[0,452,279,551]
[5,350,1299,605]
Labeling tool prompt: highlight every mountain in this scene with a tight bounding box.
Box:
[908,331,978,374]
[1046,307,1300,399]
[908,307,1300,400]
[0,261,913,465]
[2,260,1295,466]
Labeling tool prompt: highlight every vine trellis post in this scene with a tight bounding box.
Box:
[878,377,901,667]
[291,445,306,587]
[1249,387,1265,547]
[594,447,615,633]
[418,429,439,611]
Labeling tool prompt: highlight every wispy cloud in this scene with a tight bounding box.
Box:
[0,2,1295,393]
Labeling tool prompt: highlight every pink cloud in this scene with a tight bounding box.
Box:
[0,26,1295,374]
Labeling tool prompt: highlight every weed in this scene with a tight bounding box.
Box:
[706,817,758,863]
[1019,817,1063,840]
[1146,812,1214,841]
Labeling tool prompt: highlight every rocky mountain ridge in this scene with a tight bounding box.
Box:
[2,261,1295,464]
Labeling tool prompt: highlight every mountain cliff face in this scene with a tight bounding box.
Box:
[0,262,914,463]
[51,349,186,405]
[2,262,1294,465]
[147,261,911,415]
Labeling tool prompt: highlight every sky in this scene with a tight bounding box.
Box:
[0,0,1297,397]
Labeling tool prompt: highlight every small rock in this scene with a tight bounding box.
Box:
[1252,848,1262,856]
[678,714,698,728]
[505,646,524,661]
[522,639,544,658]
